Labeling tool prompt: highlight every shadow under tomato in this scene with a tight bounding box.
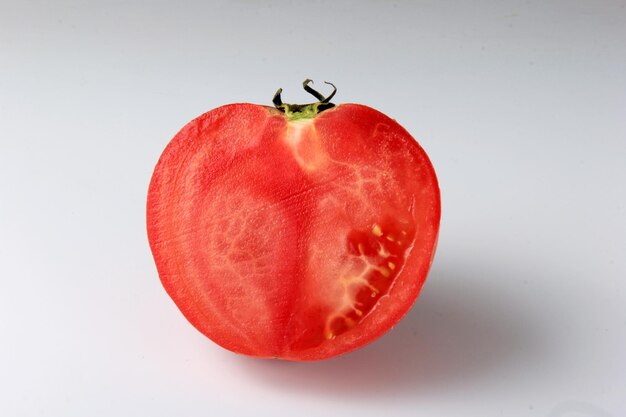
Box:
[238,260,548,399]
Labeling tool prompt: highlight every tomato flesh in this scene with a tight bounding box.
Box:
[147,103,440,360]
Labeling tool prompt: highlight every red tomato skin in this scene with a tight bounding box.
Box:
[147,103,440,361]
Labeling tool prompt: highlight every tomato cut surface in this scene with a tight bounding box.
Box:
[147,97,440,361]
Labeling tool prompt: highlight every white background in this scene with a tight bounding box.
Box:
[1,1,625,416]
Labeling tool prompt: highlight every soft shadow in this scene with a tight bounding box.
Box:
[239,261,547,398]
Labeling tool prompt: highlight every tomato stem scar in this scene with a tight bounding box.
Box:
[273,79,337,121]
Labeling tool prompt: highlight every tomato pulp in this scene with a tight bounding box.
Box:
[147,81,440,360]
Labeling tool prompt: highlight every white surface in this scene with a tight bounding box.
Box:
[1,1,625,416]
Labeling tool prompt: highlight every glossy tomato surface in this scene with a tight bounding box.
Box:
[147,102,440,360]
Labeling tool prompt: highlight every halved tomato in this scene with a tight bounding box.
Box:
[147,80,440,360]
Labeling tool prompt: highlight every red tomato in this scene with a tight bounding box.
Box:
[147,80,440,360]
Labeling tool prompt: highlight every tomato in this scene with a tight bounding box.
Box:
[147,80,440,361]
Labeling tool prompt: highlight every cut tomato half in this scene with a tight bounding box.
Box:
[147,81,440,360]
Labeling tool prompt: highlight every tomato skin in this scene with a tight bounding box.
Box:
[147,102,440,361]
